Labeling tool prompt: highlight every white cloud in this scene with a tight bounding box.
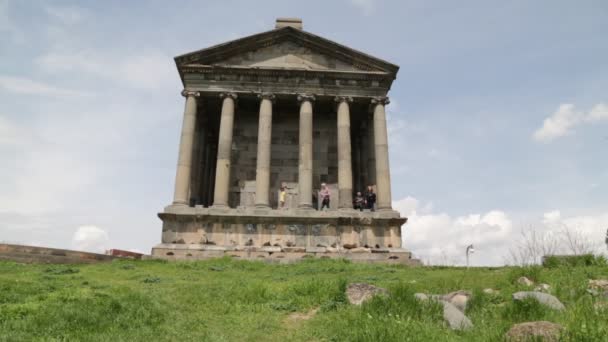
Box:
[0,0,24,44]
[588,103,608,122]
[350,0,375,16]
[395,197,608,266]
[45,5,87,25]
[533,103,608,142]
[0,75,91,97]
[542,210,561,224]
[71,225,109,253]
[36,51,176,90]
[395,197,513,266]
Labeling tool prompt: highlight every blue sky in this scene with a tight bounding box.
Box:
[1,0,607,265]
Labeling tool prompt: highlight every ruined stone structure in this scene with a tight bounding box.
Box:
[151,18,415,264]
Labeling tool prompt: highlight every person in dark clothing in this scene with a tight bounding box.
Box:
[353,191,365,211]
[365,185,376,211]
[319,183,331,210]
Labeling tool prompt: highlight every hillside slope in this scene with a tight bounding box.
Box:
[1,258,607,341]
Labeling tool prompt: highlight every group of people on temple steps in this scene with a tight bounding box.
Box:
[278,183,377,210]
[318,183,376,211]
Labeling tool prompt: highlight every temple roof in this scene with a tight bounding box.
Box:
[174,20,399,85]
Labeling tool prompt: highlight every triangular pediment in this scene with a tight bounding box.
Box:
[216,41,362,71]
[175,27,399,75]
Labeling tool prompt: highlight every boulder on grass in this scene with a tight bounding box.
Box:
[442,290,471,313]
[442,301,473,330]
[505,321,563,341]
[512,291,565,311]
[517,276,534,286]
[346,283,388,305]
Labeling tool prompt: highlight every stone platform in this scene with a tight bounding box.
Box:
[151,205,418,265]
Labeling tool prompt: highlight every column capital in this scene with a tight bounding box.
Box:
[181,90,201,98]
[371,96,390,106]
[334,96,353,104]
[219,92,238,101]
[257,92,276,102]
[297,94,316,103]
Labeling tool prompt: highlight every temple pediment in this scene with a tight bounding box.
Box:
[212,41,362,72]
[175,26,399,75]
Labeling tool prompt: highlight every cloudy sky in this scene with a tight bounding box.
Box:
[1,0,607,265]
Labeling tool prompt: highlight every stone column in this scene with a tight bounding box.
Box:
[335,96,353,209]
[172,90,200,205]
[212,92,238,208]
[297,94,315,209]
[371,96,392,210]
[254,93,275,208]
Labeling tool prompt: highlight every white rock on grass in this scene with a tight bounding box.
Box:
[414,293,428,301]
[512,291,565,311]
[534,283,551,292]
[345,283,388,305]
[442,290,472,313]
[517,276,534,286]
[414,291,474,330]
[505,321,563,342]
[483,288,499,295]
[442,301,473,330]
[589,279,608,291]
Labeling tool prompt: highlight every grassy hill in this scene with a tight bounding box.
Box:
[1,258,607,341]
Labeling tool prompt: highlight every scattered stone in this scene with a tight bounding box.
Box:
[505,321,563,342]
[346,283,388,305]
[342,243,357,249]
[589,279,608,291]
[442,301,473,330]
[534,283,551,292]
[594,301,608,311]
[413,291,474,329]
[442,290,471,313]
[512,291,565,311]
[326,246,339,253]
[483,288,499,295]
[414,293,428,301]
[517,276,534,286]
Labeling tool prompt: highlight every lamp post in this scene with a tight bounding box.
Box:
[466,244,475,268]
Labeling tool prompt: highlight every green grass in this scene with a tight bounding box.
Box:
[0,258,607,341]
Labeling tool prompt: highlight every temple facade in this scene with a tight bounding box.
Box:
[151,18,417,264]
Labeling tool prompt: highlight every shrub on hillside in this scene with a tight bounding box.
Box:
[542,254,608,268]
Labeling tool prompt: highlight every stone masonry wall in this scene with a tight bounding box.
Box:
[228,101,339,208]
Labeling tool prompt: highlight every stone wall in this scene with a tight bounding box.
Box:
[0,244,116,264]
[227,99,342,209]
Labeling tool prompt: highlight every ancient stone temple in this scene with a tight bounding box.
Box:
[151,18,416,264]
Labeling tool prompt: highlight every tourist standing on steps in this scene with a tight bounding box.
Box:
[319,183,330,210]
[279,186,286,209]
[365,185,376,211]
[353,191,365,211]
